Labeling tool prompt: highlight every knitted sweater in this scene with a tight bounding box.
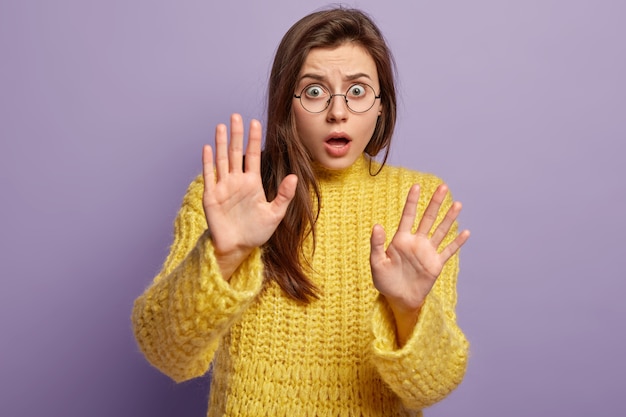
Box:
[132,155,469,416]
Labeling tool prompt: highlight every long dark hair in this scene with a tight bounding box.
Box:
[261,7,398,302]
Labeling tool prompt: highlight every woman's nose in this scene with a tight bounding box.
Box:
[326,94,349,122]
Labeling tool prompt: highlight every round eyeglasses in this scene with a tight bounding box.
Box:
[294,83,381,113]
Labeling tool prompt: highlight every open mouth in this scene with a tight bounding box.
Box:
[326,137,350,147]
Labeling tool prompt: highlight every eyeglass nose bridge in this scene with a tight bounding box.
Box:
[325,93,350,110]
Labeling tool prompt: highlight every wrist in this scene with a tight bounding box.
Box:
[204,230,253,281]
[384,296,423,347]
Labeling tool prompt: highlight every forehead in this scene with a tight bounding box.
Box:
[299,43,378,80]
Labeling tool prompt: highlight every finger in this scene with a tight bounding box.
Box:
[229,113,244,173]
[430,201,463,248]
[416,183,448,236]
[202,144,215,193]
[214,123,229,180]
[270,174,298,217]
[438,229,471,262]
[397,184,420,233]
[244,119,262,174]
[369,224,387,265]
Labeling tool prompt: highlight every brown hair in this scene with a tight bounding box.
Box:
[261,7,398,302]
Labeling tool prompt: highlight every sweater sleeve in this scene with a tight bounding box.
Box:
[369,178,469,410]
[131,176,265,383]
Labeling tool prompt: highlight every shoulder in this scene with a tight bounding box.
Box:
[375,162,446,196]
[374,162,457,219]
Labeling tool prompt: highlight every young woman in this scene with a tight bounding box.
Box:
[133,7,470,416]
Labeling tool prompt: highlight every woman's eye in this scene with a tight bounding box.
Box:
[305,86,325,98]
[348,85,366,97]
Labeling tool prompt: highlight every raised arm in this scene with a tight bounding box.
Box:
[369,180,470,409]
[370,183,470,346]
[132,114,298,382]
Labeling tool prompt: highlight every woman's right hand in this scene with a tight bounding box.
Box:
[202,113,298,281]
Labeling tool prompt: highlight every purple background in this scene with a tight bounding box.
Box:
[1,0,625,416]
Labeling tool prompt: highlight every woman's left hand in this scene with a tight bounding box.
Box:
[369,183,470,346]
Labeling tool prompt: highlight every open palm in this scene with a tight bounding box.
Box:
[370,184,470,314]
[202,114,297,279]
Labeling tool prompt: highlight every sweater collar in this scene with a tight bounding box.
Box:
[312,154,378,184]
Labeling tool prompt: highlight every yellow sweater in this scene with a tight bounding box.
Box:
[132,155,469,416]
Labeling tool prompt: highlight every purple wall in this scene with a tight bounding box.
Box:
[1,1,624,416]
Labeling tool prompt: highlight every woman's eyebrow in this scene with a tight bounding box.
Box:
[299,73,326,82]
[345,72,372,81]
[298,72,373,82]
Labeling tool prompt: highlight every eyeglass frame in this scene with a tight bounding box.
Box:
[293,83,382,114]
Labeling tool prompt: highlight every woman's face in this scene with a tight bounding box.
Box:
[293,43,382,170]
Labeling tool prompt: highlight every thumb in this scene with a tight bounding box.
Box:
[370,224,387,264]
[271,174,298,216]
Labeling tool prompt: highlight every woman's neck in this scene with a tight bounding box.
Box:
[312,154,374,183]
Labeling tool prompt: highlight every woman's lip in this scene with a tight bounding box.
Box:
[324,139,351,157]
[326,137,350,147]
[324,132,352,142]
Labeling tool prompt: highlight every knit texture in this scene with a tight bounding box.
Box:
[132,155,469,416]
